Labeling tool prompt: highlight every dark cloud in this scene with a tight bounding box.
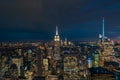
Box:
[0,0,120,41]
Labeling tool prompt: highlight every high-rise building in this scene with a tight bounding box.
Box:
[93,51,99,67]
[53,26,61,61]
[98,18,115,67]
[12,56,23,76]
[98,17,105,42]
[64,37,68,46]
[102,17,105,42]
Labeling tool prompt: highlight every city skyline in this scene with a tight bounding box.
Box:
[0,0,120,41]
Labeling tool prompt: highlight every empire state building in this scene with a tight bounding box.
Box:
[53,26,61,60]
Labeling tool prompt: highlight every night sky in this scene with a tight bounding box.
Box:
[0,0,120,42]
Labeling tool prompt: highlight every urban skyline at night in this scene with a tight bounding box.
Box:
[1,1,120,80]
[0,0,120,42]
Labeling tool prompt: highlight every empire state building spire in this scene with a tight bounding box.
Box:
[56,26,58,35]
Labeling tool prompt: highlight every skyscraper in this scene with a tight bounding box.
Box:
[98,17,105,43]
[102,17,105,42]
[53,26,61,60]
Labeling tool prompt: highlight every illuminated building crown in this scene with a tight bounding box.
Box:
[54,26,60,41]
